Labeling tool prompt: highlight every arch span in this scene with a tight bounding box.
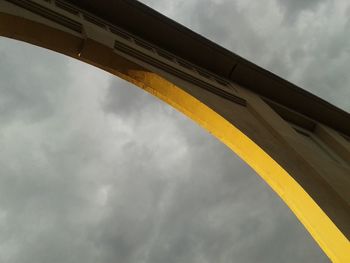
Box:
[0,2,349,262]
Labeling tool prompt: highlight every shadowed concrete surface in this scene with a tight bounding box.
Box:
[67,0,350,136]
[0,0,350,262]
[0,36,329,263]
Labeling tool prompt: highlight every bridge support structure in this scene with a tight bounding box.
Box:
[0,0,349,261]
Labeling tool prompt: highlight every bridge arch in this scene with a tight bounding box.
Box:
[0,4,349,262]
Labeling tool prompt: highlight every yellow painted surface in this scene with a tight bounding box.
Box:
[0,10,349,262]
[123,71,350,263]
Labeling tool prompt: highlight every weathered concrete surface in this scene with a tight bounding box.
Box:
[0,0,349,261]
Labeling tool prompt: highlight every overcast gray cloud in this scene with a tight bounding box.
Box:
[277,0,329,23]
[1,0,346,262]
[142,0,350,113]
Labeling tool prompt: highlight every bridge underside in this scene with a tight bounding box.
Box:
[0,0,349,262]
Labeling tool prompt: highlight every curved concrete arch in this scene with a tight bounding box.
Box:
[0,2,349,262]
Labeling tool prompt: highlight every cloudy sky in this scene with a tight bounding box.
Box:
[1,0,349,262]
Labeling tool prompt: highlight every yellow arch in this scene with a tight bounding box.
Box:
[0,12,349,262]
